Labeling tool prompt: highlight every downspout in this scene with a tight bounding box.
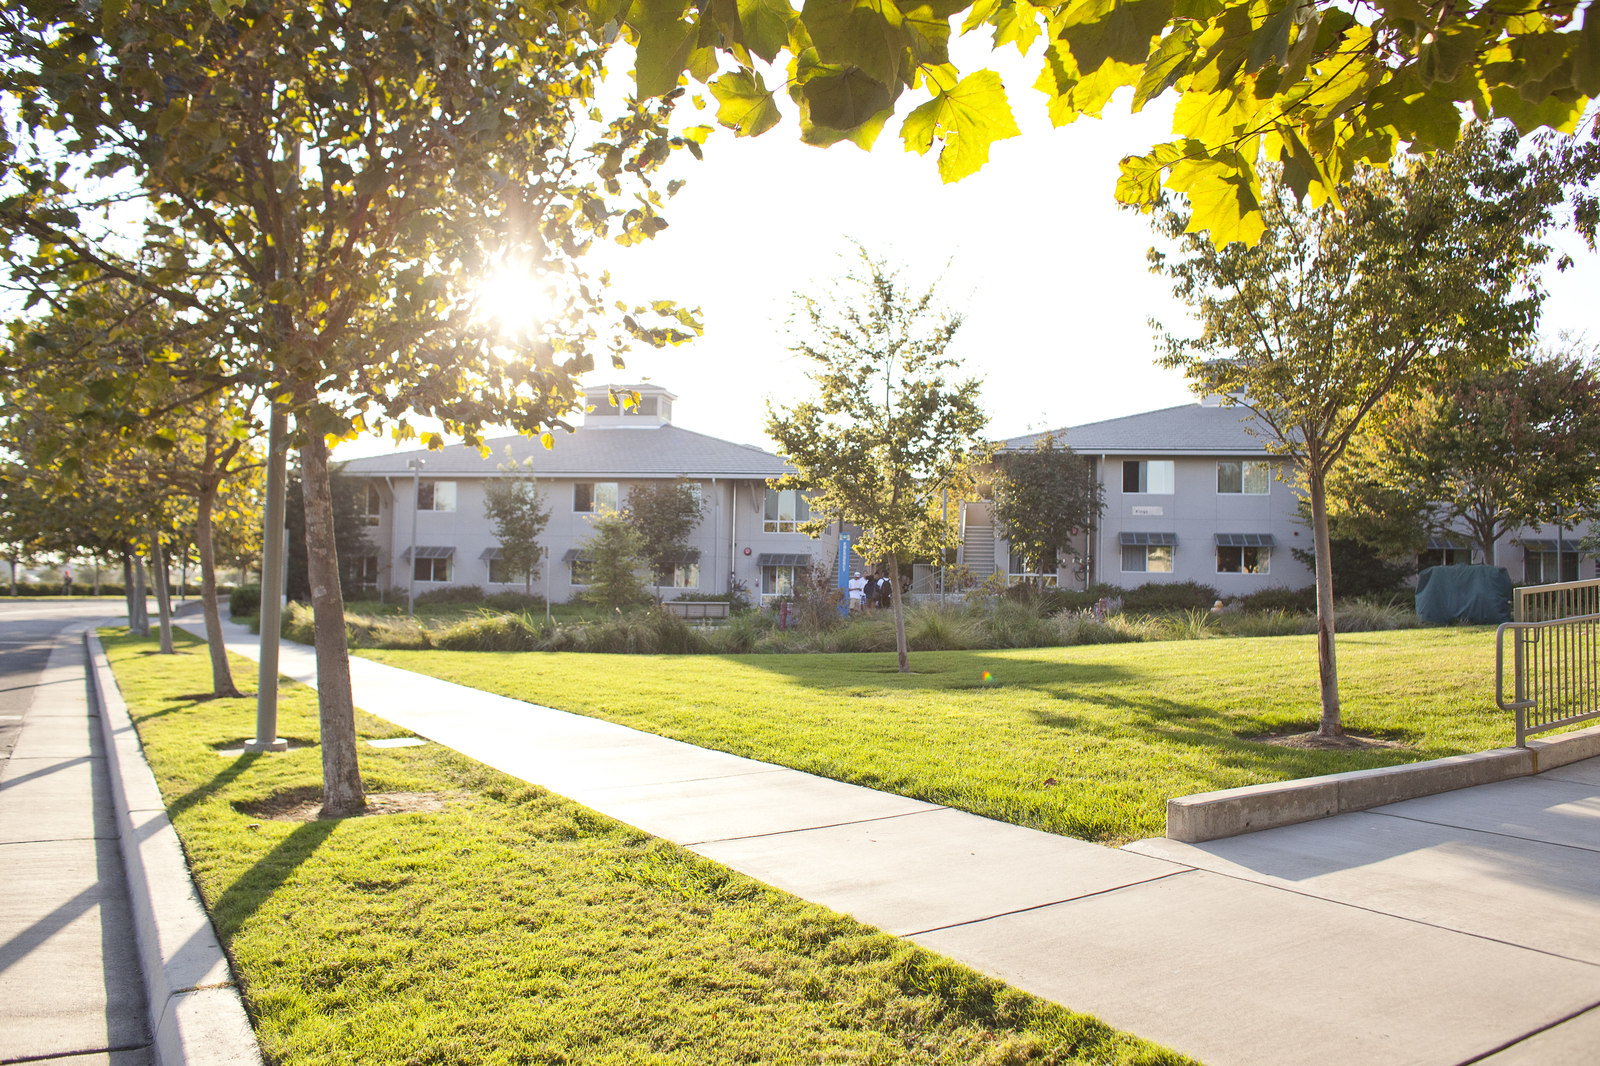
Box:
[1098,454,1107,587]
[730,480,737,594]
[711,476,720,594]
[383,475,395,603]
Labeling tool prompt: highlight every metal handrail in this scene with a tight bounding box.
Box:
[1496,612,1600,747]
[1514,577,1600,623]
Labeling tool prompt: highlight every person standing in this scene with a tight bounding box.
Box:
[848,570,865,612]
[61,566,72,597]
[862,572,879,611]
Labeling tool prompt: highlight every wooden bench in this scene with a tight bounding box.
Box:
[662,600,731,620]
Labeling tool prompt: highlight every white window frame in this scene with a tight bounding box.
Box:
[417,480,457,512]
[413,556,451,582]
[573,482,619,514]
[1122,460,1175,495]
[760,564,798,602]
[1217,460,1270,495]
[1216,545,1270,574]
[364,484,382,525]
[1007,548,1059,587]
[1121,544,1174,573]
[656,561,700,589]
[570,558,596,585]
[764,488,809,533]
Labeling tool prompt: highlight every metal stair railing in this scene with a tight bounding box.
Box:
[1514,577,1600,623]
[1496,612,1600,747]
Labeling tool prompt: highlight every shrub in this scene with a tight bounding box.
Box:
[1040,583,1123,613]
[1121,581,1219,613]
[415,584,486,605]
[230,585,262,618]
[1334,600,1420,632]
[485,590,545,611]
[1216,608,1308,638]
[789,563,846,632]
[1237,586,1317,613]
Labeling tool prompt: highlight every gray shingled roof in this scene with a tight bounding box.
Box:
[338,424,790,479]
[1004,403,1272,455]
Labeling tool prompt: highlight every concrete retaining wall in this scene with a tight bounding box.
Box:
[1168,724,1600,843]
[85,631,265,1066]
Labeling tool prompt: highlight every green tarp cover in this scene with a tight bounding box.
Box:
[1415,565,1513,625]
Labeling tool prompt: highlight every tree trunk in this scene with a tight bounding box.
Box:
[298,424,366,817]
[196,484,241,697]
[888,552,909,673]
[129,550,150,637]
[1310,473,1342,736]
[149,534,175,654]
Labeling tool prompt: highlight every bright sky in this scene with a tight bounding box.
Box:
[335,42,1600,461]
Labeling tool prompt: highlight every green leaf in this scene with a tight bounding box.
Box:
[1575,2,1600,96]
[801,0,911,89]
[1059,0,1175,72]
[899,69,1020,182]
[800,66,897,130]
[1133,23,1198,111]
[738,0,798,62]
[710,69,784,135]
[1246,0,1299,73]
[1416,24,1483,88]
[1487,83,1586,134]
[631,0,700,98]
[1165,150,1264,248]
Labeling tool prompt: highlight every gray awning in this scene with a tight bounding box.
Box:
[756,553,811,566]
[1516,539,1590,554]
[1426,535,1473,550]
[1215,533,1276,548]
[659,548,702,565]
[399,546,454,561]
[1119,532,1178,546]
[346,544,380,558]
[562,548,594,563]
[479,547,503,561]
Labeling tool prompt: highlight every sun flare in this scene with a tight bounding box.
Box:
[474,265,546,339]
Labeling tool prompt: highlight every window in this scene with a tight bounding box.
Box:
[1122,545,1173,573]
[1526,551,1580,584]
[346,556,379,589]
[414,556,451,582]
[1217,461,1269,494]
[364,484,382,525]
[488,557,521,584]
[1216,546,1269,573]
[1122,460,1175,494]
[416,480,456,512]
[761,565,797,601]
[570,558,595,585]
[1008,549,1059,587]
[764,488,810,532]
[574,482,619,513]
[1418,548,1471,569]
[656,562,700,588]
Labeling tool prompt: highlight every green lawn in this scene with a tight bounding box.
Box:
[105,629,1191,1066]
[360,627,1507,844]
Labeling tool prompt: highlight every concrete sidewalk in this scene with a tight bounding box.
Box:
[188,615,1600,1066]
[1,608,149,1064]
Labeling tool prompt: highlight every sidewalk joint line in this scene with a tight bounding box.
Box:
[1190,861,1600,968]
[1,1044,153,1064]
[901,868,1197,937]
[1365,809,1600,856]
[1452,996,1600,1064]
[573,767,790,793]
[686,806,950,846]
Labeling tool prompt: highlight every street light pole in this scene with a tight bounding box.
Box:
[408,458,424,618]
[246,402,289,753]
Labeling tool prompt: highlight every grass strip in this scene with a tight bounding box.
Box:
[105,628,1194,1066]
[360,627,1506,844]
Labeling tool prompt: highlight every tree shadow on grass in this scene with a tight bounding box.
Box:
[207,819,337,941]
[167,752,262,821]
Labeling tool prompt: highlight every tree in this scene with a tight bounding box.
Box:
[1152,125,1558,739]
[1338,343,1600,567]
[624,479,706,600]
[483,453,552,594]
[608,0,1600,244]
[4,0,699,816]
[578,510,649,611]
[1290,537,1416,599]
[990,436,1104,586]
[767,248,986,672]
[285,467,374,603]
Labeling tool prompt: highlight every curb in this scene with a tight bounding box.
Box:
[1167,723,1600,843]
[85,630,266,1066]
